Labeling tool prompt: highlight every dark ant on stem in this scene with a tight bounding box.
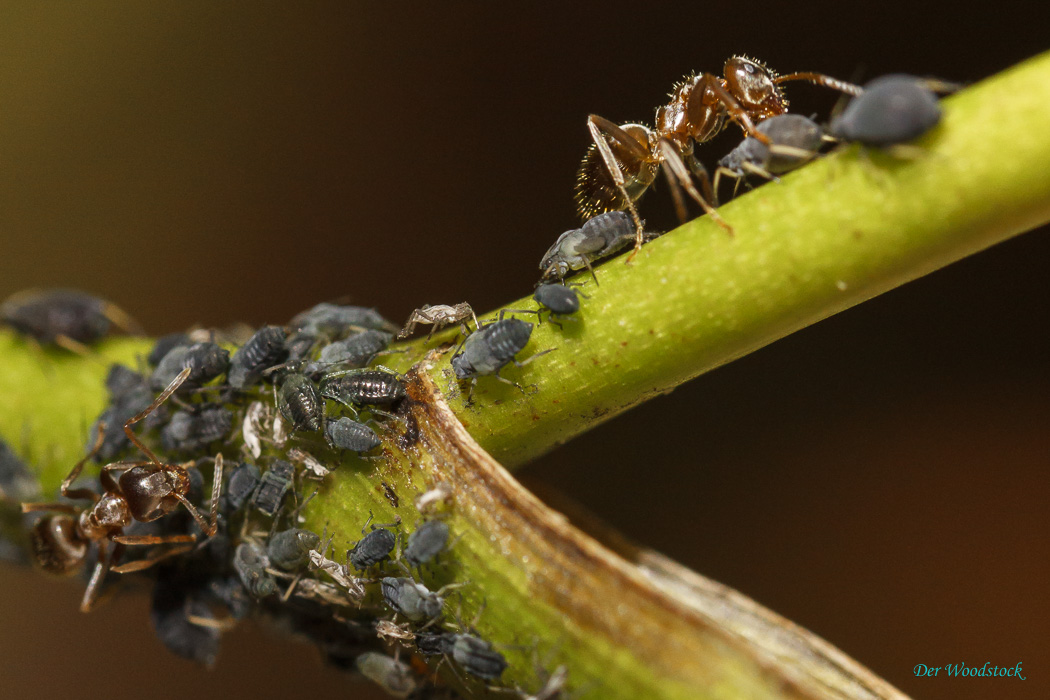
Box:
[575,56,861,258]
[21,367,223,612]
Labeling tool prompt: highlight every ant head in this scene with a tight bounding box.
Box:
[724,56,788,118]
[29,514,87,575]
[119,464,189,522]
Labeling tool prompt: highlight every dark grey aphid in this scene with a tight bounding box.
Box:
[319,369,406,409]
[828,74,943,147]
[355,652,419,699]
[228,326,288,389]
[208,575,253,621]
[224,462,260,512]
[251,459,294,518]
[324,417,381,453]
[267,528,320,571]
[233,541,277,598]
[404,520,449,567]
[540,211,637,281]
[0,438,38,502]
[452,317,547,395]
[161,406,233,454]
[453,634,509,681]
[151,574,221,667]
[0,288,133,345]
[415,631,457,656]
[289,302,398,339]
[149,342,230,393]
[104,363,144,397]
[534,283,581,319]
[277,373,323,432]
[307,329,392,373]
[380,577,444,621]
[284,332,318,362]
[147,332,191,366]
[348,527,396,570]
[716,113,824,191]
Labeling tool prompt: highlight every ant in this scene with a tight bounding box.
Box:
[21,367,223,612]
[574,56,862,258]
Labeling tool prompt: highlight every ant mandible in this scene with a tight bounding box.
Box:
[574,56,861,258]
[21,367,224,612]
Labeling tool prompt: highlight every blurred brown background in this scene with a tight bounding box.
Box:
[0,3,1047,699]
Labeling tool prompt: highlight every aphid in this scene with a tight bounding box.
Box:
[0,437,40,502]
[355,651,419,699]
[251,459,294,518]
[233,541,277,598]
[88,365,154,462]
[539,211,638,283]
[149,342,230,393]
[307,329,392,373]
[287,447,331,479]
[147,332,191,367]
[277,373,323,432]
[267,528,320,571]
[319,368,407,411]
[531,283,586,328]
[161,405,233,454]
[380,577,445,621]
[451,315,550,396]
[288,302,398,339]
[324,417,381,454]
[0,288,140,350]
[453,633,509,681]
[828,74,947,148]
[404,520,450,568]
[224,462,260,513]
[398,302,479,340]
[348,517,397,570]
[714,113,826,196]
[415,631,457,656]
[284,332,318,362]
[576,57,860,255]
[228,325,289,389]
[21,368,223,612]
[151,572,221,667]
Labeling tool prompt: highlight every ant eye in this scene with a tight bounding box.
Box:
[745,63,755,74]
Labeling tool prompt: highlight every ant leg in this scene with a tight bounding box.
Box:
[172,490,218,537]
[57,421,108,502]
[110,543,195,573]
[706,81,770,145]
[685,151,718,208]
[20,502,78,514]
[124,366,192,464]
[113,533,196,546]
[774,72,863,96]
[81,539,117,613]
[586,115,651,258]
[656,140,732,235]
[662,165,690,224]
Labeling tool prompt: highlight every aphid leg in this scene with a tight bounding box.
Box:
[586,115,650,259]
[124,366,192,464]
[656,140,732,235]
[110,543,195,573]
[53,335,96,357]
[774,72,863,96]
[741,161,779,183]
[712,166,736,201]
[208,453,224,535]
[100,300,145,336]
[581,257,599,286]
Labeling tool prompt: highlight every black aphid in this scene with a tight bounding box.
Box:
[233,541,277,598]
[149,342,230,393]
[380,577,444,621]
[0,437,38,502]
[0,288,136,346]
[147,332,191,367]
[277,373,323,432]
[151,570,221,667]
[539,211,637,282]
[533,284,581,322]
[453,634,509,681]
[415,631,457,656]
[404,520,449,568]
[715,113,824,194]
[228,326,288,389]
[452,316,550,396]
[251,459,294,518]
[307,329,392,373]
[267,528,320,571]
[319,369,406,409]
[161,406,233,454]
[324,417,381,453]
[289,302,398,339]
[348,526,396,570]
[224,462,260,512]
[828,74,944,147]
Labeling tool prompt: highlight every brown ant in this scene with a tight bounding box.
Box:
[21,367,223,612]
[574,56,861,257]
